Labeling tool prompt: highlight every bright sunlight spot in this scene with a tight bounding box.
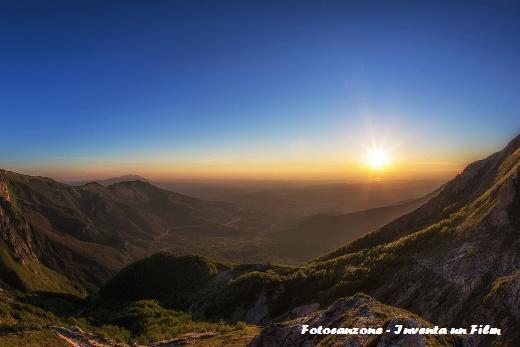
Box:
[367,148,390,170]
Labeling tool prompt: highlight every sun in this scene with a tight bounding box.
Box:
[367,148,390,170]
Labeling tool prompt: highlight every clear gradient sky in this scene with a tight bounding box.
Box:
[1,1,520,181]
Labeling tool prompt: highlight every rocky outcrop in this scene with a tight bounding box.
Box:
[250,294,462,347]
[149,332,218,346]
[0,180,12,203]
[53,326,127,347]
[471,272,520,346]
[485,272,520,321]
[230,285,285,324]
[491,170,519,227]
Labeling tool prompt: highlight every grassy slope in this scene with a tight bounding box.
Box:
[0,245,83,296]
[0,330,68,347]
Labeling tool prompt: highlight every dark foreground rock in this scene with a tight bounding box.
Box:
[250,294,466,347]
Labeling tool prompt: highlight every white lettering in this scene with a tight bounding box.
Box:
[301,325,309,334]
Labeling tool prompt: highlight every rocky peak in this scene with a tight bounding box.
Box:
[0,172,35,263]
[444,134,520,199]
[0,180,11,203]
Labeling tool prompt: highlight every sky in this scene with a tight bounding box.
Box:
[1,0,520,181]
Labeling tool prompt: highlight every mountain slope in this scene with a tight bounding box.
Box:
[258,134,519,345]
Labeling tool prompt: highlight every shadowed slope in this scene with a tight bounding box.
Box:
[0,171,252,292]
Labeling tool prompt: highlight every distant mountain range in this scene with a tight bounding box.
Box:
[69,174,153,188]
[87,174,150,186]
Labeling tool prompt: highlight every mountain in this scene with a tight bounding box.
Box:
[93,175,150,186]
[0,171,262,292]
[94,134,520,346]
[68,174,150,187]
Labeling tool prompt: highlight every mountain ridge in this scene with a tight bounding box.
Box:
[0,171,254,292]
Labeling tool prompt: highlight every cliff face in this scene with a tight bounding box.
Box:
[0,172,35,262]
[0,171,83,294]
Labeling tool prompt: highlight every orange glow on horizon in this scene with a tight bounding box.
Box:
[5,156,465,183]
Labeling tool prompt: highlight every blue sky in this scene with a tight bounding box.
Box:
[1,0,520,180]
